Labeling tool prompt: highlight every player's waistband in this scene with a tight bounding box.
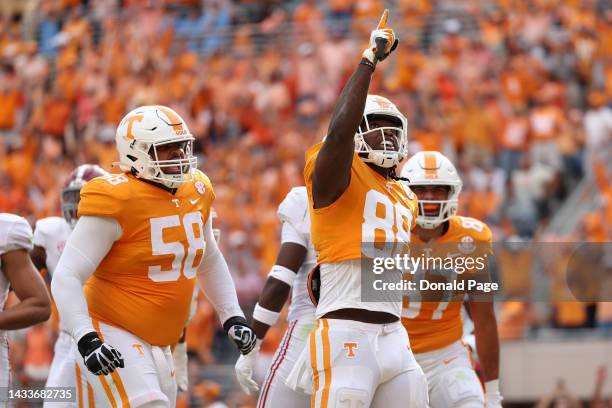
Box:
[319,318,404,335]
[413,339,467,359]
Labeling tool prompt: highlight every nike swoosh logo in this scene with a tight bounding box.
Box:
[443,356,458,365]
[189,198,200,205]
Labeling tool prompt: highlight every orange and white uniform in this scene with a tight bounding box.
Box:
[288,143,428,408]
[51,171,245,407]
[34,216,78,406]
[0,213,34,390]
[305,142,418,318]
[402,215,492,408]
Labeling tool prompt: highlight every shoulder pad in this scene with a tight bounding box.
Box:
[278,187,310,236]
[33,217,66,245]
[192,170,214,195]
[454,216,492,243]
[35,217,66,236]
[0,213,33,254]
[78,173,131,220]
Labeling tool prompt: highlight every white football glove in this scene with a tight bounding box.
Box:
[485,379,503,408]
[362,9,399,65]
[172,341,188,392]
[235,339,262,395]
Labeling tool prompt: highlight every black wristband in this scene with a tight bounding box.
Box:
[360,58,376,70]
[77,331,102,357]
[223,315,248,333]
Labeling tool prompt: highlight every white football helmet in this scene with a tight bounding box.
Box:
[114,105,197,189]
[61,164,109,228]
[400,151,462,229]
[354,95,409,168]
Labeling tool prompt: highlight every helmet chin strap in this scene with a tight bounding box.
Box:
[364,150,401,168]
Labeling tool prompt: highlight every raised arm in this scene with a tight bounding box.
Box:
[312,10,398,208]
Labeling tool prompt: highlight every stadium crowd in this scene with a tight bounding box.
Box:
[1,0,611,405]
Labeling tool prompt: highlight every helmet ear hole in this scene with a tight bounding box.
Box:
[127,155,137,162]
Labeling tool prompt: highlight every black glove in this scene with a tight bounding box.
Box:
[223,316,257,355]
[77,331,124,376]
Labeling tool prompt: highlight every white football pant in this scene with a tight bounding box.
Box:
[0,336,8,404]
[75,321,176,408]
[288,318,429,408]
[257,317,316,408]
[415,340,484,408]
[44,331,77,407]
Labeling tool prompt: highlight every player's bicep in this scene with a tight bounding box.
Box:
[275,242,307,273]
[312,140,352,207]
[2,249,49,305]
[278,221,308,265]
[258,241,306,316]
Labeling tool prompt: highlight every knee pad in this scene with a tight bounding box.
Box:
[431,367,484,408]
[335,388,370,408]
[407,369,430,408]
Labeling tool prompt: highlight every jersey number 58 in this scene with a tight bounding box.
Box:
[148,212,205,282]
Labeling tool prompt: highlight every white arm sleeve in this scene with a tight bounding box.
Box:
[197,214,244,325]
[50,216,122,341]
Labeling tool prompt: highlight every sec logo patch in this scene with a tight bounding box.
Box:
[458,236,476,254]
[195,181,206,195]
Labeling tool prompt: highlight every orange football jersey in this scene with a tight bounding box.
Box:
[401,216,492,353]
[78,170,215,346]
[304,143,418,263]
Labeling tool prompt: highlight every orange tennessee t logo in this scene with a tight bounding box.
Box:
[343,342,358,358]
[125,114,144,140]
[132,343,144,356]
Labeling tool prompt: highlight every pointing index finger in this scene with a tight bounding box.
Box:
[377,9,389,29]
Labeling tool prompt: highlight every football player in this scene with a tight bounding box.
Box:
[30,164,107,407]
[234,186,316,407]
[0,213,51,390]
[400,151,502,408]
[51,105,256,408]
[298,10,428,408]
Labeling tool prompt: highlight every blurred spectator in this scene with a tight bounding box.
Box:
[497,106,529,176]
[584,90,612,173]
[592,366,611,408]
[535,379,581,408]
[0,65,23,147]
